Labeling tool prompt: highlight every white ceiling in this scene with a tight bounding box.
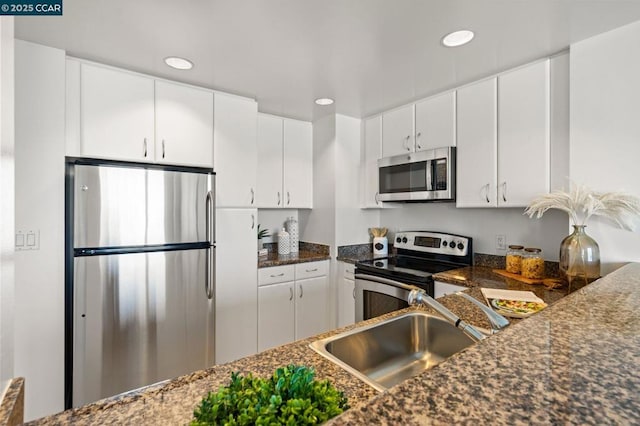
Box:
[15,0,640,122]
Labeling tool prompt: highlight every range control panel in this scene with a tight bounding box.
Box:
[394,231,470,257]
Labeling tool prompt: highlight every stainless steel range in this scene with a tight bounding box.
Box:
[355,231,472,321]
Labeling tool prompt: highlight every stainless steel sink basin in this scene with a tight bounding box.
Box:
[310,312,475,391]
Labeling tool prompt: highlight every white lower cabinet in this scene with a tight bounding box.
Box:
[258,261,329,351]
[215,209,258,364]
[337,262,356,328]
[434,281,467,299]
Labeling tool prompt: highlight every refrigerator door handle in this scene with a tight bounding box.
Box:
[205,191,214,299]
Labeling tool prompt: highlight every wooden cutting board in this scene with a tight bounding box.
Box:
[493,269,562,287]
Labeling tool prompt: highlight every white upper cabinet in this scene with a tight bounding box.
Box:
[456,78,498,207]
[81,63,155,162]
[415,91,456,151]
[214,93,258,208]
[362,116,383,208]
[256,114,313,209]
[283,119,313,208]
[155,81,213,168]
[79,62,214,168]
[382,104,414,157]
[497,60,550,207]
[257,114,284,207]
[456,59,551,208]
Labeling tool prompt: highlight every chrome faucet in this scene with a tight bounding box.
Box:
[408,289,509,342]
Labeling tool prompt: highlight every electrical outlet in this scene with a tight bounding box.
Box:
[495,234,506,251]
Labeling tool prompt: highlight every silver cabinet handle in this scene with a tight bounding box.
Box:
[502,182,507,202]
[305,268,318,273]
[251,213,255,229]
[162,139,165,159]
[270,273,285,278]
[289,287,293,301]
[143,138,147,157]
[250,188,255,205]
[277,191,281,206]
[483,183,490,203]
[352,288,356,299]
[416,132,422,150]
[405,135,411,151]
[287,191,290,205]
[299,284,303,298]
[374,191,380,205]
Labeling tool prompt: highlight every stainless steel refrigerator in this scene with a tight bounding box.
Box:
[65,159,215,408]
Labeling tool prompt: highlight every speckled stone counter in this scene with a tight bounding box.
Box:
[0,377,24,426]
[330,262,640,425]
[258,242,330,268]
[30,263,639,425]
[434,265,567,306]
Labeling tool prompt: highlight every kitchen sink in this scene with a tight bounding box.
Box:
[310,311,475,391]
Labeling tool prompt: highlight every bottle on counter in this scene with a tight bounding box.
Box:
[505,245,524,274]
[521,248,544,279]
[277,228,290,255]
[286,216,299,253]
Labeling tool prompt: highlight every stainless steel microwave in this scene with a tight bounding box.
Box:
[377,147,456,202]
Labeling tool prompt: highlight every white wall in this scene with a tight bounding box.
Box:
[14,40,66,420]
[381,205,567,260]
[0,17,15,389]
[570,20,640,274]
[335,115,380,247]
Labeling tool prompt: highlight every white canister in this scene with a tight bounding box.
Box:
[277,228,290,255]
[286,216,299,253]
[373,236,388,256]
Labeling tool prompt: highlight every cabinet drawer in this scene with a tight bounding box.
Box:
[343,263,355,280]
[258,265,295,286]
[295,261,328,280]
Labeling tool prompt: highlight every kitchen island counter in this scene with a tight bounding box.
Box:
[27,264,640,425]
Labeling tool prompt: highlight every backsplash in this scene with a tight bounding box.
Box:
[474,253,560,277]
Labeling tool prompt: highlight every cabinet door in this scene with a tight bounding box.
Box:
[294,276,329,340]
[362,116,382,208]
[155,81,213,168]
[256,114,283,208]
[415,91,456,151]
[498,60,550,207]
[215,208,258,363]
[258,282,295,351]
[81,63,154,161]
[456,78,498,207]
[214,94,258,207]
[337,278,355,328]
[382,104,414,157]
[283,119,313,208]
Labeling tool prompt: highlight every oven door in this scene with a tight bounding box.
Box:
[355,274,428,322]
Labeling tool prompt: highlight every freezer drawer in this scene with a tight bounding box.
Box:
[73,164,212,248]
[72,248,214,407]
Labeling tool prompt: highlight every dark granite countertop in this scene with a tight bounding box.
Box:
[258,250,330,268]
[28,263,640,425]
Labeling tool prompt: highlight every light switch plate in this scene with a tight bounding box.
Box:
[16,229,40,250]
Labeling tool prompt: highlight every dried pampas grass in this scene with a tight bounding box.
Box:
[524,182,640,231]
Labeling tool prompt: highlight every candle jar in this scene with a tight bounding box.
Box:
[505,245,524,274]
[521,248,544,279]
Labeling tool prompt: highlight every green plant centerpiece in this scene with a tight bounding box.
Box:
[191,365,349,425]
[524,182,640,290]
[257,224,270,240]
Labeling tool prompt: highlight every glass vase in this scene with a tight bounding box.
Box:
[559,225,600,292]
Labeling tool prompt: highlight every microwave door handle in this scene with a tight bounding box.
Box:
[426,161,433,191]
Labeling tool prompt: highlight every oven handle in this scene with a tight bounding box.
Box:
[355,273,419,292]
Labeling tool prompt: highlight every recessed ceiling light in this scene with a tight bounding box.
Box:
[315,98,334,106]
[441,30,475,47]
[164,56,194,70]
